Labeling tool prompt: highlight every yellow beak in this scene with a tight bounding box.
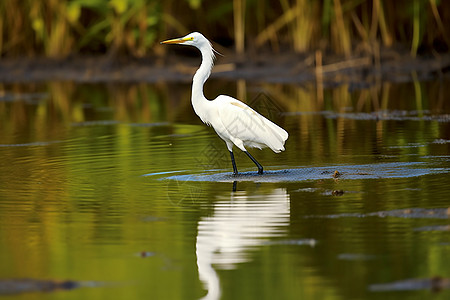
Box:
[160,37,190,45]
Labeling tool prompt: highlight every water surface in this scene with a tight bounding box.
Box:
[0,80,450,299]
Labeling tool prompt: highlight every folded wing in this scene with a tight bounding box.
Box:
[213,95,288,153]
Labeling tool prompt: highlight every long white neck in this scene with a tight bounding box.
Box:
[191,43,215,122]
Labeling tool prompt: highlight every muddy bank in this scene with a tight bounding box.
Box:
[1,50,449,86]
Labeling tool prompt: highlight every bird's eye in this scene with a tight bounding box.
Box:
[190,37,194,40]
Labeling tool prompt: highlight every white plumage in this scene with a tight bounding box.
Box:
[161,32,288,174]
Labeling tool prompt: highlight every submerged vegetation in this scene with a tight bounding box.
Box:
[0,0,449,58]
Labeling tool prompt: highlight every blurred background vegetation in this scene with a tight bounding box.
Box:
[0,0,449,59]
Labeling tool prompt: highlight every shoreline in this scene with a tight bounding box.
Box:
[1,50,449,86]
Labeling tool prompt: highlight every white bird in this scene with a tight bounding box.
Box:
[161,32,288,175]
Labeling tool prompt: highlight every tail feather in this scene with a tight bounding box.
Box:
[261,117,288,153]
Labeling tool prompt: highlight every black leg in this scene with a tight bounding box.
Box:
[245,151,263,174]
[232,181,237,192]
[229,151,238,175]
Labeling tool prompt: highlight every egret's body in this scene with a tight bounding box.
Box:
[161,32,288,175]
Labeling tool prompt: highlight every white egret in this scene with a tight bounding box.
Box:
[161,32,288,175]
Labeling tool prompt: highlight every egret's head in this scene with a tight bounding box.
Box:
[161,32,218,64]
[161,32,210,49]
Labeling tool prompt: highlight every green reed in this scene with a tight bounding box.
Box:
[0,0,448,58]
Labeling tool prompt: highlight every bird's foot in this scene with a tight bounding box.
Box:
[257,168,264,175]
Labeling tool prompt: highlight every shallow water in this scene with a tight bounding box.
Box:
[0,80,450,299]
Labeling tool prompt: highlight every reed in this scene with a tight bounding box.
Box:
[411,0,421,57]
[0,0,448,58]
[233,0,245,55]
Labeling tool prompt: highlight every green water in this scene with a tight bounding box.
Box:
[0,80,449,300]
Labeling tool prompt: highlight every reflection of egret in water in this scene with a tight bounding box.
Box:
[196,188,290,300]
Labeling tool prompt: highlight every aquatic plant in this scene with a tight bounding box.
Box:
[0,0,448,57]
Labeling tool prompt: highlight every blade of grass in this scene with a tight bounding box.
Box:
[429,0,450,48]
[377,0,392,46]
[411,0,420,57]
[233,0,245,55]
[255,5,298,49]
[333,0,351,57]
[369,0,379,40]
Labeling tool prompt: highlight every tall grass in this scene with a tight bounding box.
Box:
[0,0,448,58]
